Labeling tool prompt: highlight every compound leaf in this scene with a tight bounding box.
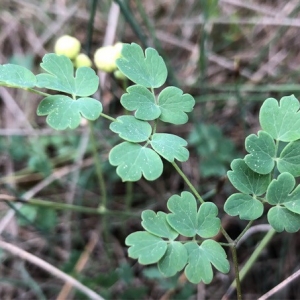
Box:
[184,240,230,284]
[245,131,276,174]
[266,172,300,214]
[109,116,152,143]
[278,140,300,177]
[150,133,189,162]
[125,231,167,264]
[158,242,188,277]
[37,95,102,130]
[167,192,220,238]
[141,211,178,240]
[0,64,36,88]
[109,142,163,181]
[36,53,99,96]
[268,207,300,233]
[158,87,195,124]
[259,95,300,142]
[121,85,161,120]
[116,43,167,88]
[224,193,264,220]
[228,159,270,196]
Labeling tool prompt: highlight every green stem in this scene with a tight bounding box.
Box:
[235,220,254,245]
[171,161,204,204]
[25,88,51,97]
[1,196,137,217]
[86,0,98,56]
[224,228,276,299]
[100,113,117,122]
[88,121,107,211]
[113,0,148,48]
[230,245,242,300]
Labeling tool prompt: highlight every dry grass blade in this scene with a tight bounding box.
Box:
[0,239,104,300]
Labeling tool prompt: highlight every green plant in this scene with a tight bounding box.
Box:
[2,43,300,298]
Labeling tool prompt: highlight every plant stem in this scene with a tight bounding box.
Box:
[86,0,98,56]
[88,122,107,211]
[25,88,51,97]
[100,112,117,122]
[224,228,276,299]
[230,245,242,300]
[171,161,204,204]
[113,0,148,48]
[235,220,254,245]
[0,194,137,217]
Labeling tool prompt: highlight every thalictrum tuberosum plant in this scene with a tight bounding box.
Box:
[1,43,300,299]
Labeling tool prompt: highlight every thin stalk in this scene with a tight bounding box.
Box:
[224,228,276,299]
[86,0,98,56]
[25,88,51,97]
[230,245,242,300]
[100,112,117,122]
[136,1,178,87]
[0,194,137,217]
[171,161,204,204]
[88,122,107,211]
[235,220,254,245]
[113,0,148,48]
[0,85,51,98]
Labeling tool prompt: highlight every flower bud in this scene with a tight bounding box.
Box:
[94,42,123,73]
[54,35,81,60]
[74,53,92,68]
[114,70,126,80]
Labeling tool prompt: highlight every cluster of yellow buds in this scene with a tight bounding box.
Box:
[54,35,92,68]
[54,35,124,78]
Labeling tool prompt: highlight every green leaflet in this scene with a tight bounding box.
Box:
[109,116,152,143]
[266,172,300,212]
[227,159,270,196]
[224,193,263,220]
[267,207,300,233]
[158,242,188,277]
[244,131,276,174]
[158,86,195,125]
[37,95,102,130]
[259,95,300,142]
[121,85,161,121]
[166,192,220,238]
[141,211,178,240]
[125,232,167,264]
[0,64,36,88]
[278,140,300,177]
[36,53,99,97]
[116,43,167,88]
[150,133,189,162]
[184,240,230,284]
[109,142,163,181]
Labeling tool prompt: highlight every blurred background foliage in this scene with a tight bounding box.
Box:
[1,0,300,299]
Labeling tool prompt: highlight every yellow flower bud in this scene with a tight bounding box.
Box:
[94,42,123,73]
[54,35,81,60]
[74,53,92,68]
[114,70,126,80]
